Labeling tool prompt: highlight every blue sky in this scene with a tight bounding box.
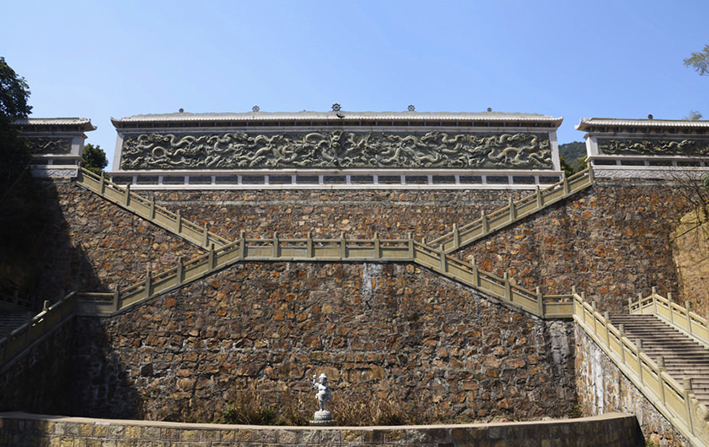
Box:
[2,0,707,169]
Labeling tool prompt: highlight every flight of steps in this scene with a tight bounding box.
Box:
[610,314,709,407]
[0,310,32,339]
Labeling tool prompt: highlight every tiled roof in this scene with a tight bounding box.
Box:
[112,111,563,128]
[577,117,709,131]
[12,117,96,131]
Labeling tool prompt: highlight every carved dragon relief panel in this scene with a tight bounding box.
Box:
[599,138,709,157]
[119,131,552,170]
[27,137,73,155]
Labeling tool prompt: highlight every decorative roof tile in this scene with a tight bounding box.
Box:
[112,111,562,128]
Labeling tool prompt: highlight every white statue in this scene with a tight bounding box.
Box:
[312,373,332,412]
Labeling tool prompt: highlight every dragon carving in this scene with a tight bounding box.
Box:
[120,131,552,170]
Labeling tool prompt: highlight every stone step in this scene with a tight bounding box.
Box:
[609,313,709,408]
[0,311,32,339]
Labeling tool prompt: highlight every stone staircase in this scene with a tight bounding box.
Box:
[610,314,709,407]
[0,310,32,339]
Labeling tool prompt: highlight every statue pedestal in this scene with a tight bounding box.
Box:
[309,410,336,426]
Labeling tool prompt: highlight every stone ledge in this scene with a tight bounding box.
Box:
[0,412,644,446]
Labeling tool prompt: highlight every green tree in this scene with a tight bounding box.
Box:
[684,110,703,120]
[82,143,108,175]
[684,44,709,76]
[0,57,41,298]
[0,57,32,189]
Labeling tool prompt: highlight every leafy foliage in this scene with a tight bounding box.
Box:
[0,57,47,302]
[558,141,587,174]
[684,44,709,76]
[0,57,31,121]
[684,110,703,120]
[82,143,108,175]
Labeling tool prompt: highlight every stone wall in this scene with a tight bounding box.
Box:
[0,319,75,415]
[68,262,577,424]
[147,189,519,241]
[0,412,645,447]
[575,325,688,447]
[27,180,203,304]
[458,180,690,314]
[28,178,694,316]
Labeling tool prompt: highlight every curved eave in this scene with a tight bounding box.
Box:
[112,112,563,130]
[576,118,709,133]
[13,117,96,132]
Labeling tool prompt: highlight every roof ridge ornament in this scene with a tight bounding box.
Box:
[331,103,341,112]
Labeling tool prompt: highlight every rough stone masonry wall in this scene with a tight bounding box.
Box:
[0,319,74,415]
[68,261,577,424]
[458,179,691,314]
[0,412,645,447]
[575,325,688,447]
[145,180,691,315]
[28,180,203,303]
[147,189,520,241]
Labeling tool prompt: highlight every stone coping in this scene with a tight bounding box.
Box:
[0,412,644,447]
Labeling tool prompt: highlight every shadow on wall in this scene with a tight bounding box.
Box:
[66,316,144,419]
[0,178,104,311]
[0,177,142,416]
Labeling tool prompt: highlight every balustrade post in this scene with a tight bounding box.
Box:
[619,324,626,363]
[592,302,597,333]
[203,224,210,247]
[407,232,414,259]
[112,288,120,312]
[508,197,516,221]
[374,232,380,259]
[176,257,184,286]
[604,311,611,346]
[563,175,570,195]
[684,300,694,335]
[176,210,183,234]
[145,270,152,299]
[439,245,447,272]
[636,340,644,384]
[628,297,634,314]
[481,211,488,234]
[588,166,594,183]
[683,378,695,433]
[273,232,279,258]
[149,196,156,219]
[536,185,543,208]
[307,231,313,258]
[124,183,131,206]
[340,232,346,259]
[452,224,460,250]
[239,231,246,259]
[657,356,667,405]
[504,272,511,302]
[99,173,105,194]
[209,244,216,269]
[471,256,479,287]
[536,287,543,316]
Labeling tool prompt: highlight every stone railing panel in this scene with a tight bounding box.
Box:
[630,291,709,348]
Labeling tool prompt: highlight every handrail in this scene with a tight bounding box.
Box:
[76,232,575,320]
[76,168,231,249]
[0,290,32,309]
[410,241,574,319]
[75,234,417,315]
[574,293,709,447]
[428,168,594,253]
[0,293,77,369]
[629,288,709,349]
